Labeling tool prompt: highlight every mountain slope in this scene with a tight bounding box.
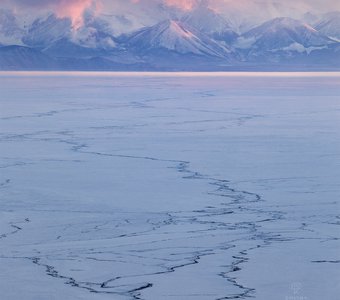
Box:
[242,17,334,50]
[126,20,231,58]
[0,9,24,46]
[235,17,337,63]
[0,45,57,70]
[181,5,238,43]
[0,45,150,71]
[315,12,340,41]
[23,14,72,48]
[42,38,108,58]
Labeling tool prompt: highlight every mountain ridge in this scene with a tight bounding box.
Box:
[0,8,339,71]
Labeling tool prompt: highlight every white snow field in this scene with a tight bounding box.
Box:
[0,72,339,300]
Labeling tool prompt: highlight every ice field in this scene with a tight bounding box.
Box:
[0,72,339,300]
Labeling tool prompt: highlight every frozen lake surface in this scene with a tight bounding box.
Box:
[0,72,339,300]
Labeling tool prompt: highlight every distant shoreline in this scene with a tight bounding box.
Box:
[1,71,340,77]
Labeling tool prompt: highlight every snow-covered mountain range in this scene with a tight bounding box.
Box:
[0,5,339,70]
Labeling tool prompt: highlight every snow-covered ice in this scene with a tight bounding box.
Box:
[0,72,339,300]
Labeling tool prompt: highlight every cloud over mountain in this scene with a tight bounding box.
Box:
[1,0,99,28]
[0,0,339,70]
[3,0,340,16]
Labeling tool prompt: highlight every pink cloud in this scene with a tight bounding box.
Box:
[54,0,99,29]
[129,0,200,11]
[163,0,198,10]
[2,0,101,29]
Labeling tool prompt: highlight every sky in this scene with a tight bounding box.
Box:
[1,0,339,29]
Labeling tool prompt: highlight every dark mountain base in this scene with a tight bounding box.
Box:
[1,45,339,71]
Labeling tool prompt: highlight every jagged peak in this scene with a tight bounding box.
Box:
[258,17,318,32]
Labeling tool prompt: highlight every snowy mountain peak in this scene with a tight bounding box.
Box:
[180,4,239,44]
[237,16,335,53]
[126,19,231,58]
[244,17,327,40]
[23,14,72,48]
[265,17,316,31]
[181,5,231,35]
[159,20,195,39]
